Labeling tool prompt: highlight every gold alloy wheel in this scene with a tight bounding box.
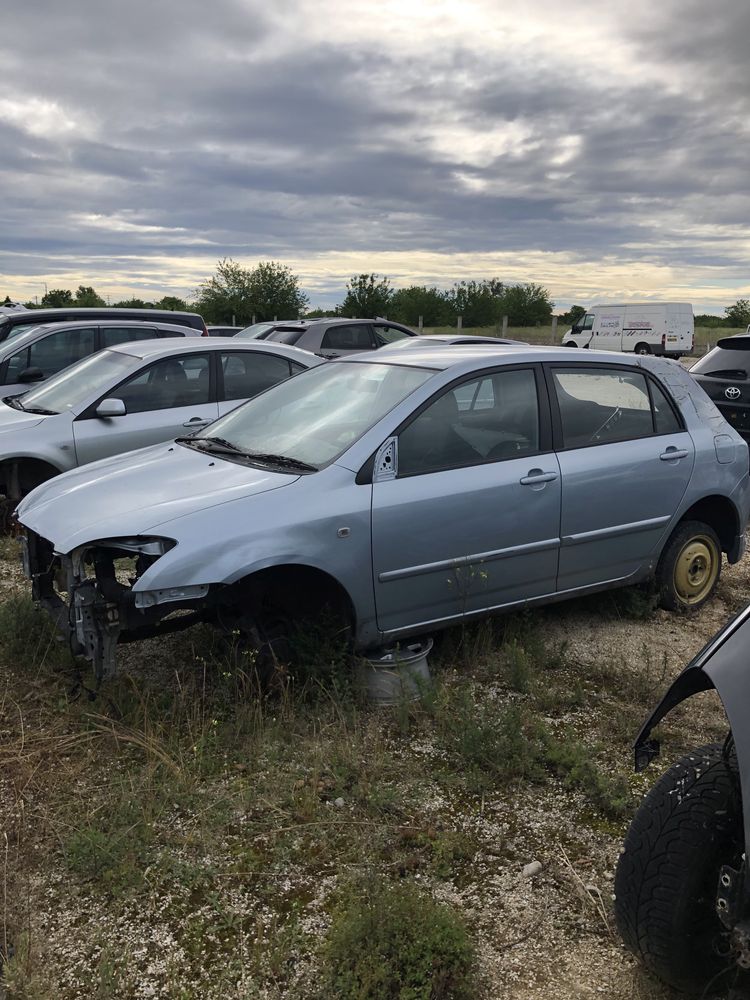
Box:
[673,535,720,606]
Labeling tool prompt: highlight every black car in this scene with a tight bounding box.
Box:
[0,307,209,343]
[235,317,417,357]
[690,335,750,438]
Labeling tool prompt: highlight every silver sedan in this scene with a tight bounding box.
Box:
[0,337,320,502]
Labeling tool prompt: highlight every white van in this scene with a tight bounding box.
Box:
[563,303,694,357]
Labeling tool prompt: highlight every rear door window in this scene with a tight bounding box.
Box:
[219,351,299,401]
[372,323,412,346]
[550,367,677,448]
[100,326,160,348]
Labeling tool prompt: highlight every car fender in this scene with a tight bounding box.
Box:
[635,603,750,856]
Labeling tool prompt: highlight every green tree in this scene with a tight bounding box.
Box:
[41,289,74,308]
[339,274,393,318]
[389,285,452,327]
[246,261,308,322]
[725,300,750,327]
[499,283,554,326]
[153,295,189,312]
[112,298,150,309]
[195,258,307,324]
[445,279,504,327]
[74,286,106,307]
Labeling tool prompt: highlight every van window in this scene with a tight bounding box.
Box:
[581,314,595,331]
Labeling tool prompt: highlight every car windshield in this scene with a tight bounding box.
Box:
[6,322,44,339]
[235,322,278,340]
[16,349,135,413]
[264,327,306,345]
[189,361,434,468]
[691,344,750,380]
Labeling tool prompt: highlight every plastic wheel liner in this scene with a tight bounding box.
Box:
[635,602,750,930]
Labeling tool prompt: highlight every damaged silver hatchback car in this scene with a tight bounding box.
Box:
[15,345,750,683]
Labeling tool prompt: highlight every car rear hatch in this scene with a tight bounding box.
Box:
[691,337,750,435]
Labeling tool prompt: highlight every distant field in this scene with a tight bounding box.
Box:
[422,324,745,355]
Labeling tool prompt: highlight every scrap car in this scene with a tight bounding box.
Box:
[15,344,750,685]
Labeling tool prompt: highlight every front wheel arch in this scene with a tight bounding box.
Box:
[0,457,62,504]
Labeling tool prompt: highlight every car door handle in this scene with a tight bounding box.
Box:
[660,448,689,461]
[520,471,558,485]
[182,417,212,428]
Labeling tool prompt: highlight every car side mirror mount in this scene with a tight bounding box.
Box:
[17,366,45,383]
[96,398,127,418]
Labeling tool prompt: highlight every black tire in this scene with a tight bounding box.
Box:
[564,341,578,348]
[634,342,651,355]
[615,742,745,995]
[655,519,721,611]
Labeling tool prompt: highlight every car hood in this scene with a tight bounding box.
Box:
[16,441,298,552]
[0,400,47,433]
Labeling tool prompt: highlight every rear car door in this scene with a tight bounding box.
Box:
[548,364,694,591]
[72,352,219,465]
[216,351,306,416]
[371,365,561,633]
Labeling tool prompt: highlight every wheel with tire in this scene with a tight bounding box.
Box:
[655,519,721,611]
[615,742,745,995]
[634,342,651,355]
[564,341,578,348]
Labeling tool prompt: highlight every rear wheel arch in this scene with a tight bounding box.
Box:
[678,496,740,555]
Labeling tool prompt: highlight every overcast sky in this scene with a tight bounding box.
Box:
[2,0,749,312]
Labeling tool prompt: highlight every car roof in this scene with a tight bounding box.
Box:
[102,337,322,365]
[341,344,653,371]
[0,319,198,351]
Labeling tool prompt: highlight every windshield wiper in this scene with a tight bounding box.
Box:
[242,452,318,472]
[702,369,747,379]
[175,435,245,453]
[176,437,317,471]
[1,396,56,414]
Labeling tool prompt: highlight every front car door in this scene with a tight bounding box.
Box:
[72,351,219,465]
[371,365,561,634]
[2,326,97,395]
[548,363,694,591]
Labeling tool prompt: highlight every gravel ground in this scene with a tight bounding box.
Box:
[1,538,748,999]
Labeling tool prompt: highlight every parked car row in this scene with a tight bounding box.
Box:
[7,308,750,995]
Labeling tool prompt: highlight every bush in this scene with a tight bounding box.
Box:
[322,879,474,999]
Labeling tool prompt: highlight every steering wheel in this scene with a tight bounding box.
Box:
[590,406,622,442]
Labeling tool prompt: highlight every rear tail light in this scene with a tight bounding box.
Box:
[661,333,666,348]
[201,325,209,337]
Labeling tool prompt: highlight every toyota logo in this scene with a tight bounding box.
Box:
[725,386,741,400]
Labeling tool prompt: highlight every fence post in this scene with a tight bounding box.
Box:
[502,315,508,337]
[551,316,558,341]
[252,314,256,325]
[273,315,277,322]
[232,313,236,326]
[418,315,423,332]
[457,315,463,331]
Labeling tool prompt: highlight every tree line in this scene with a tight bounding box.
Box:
[4,260,749,329]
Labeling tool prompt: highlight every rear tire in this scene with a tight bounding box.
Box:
[634,342,651,355]
[614,742,745,995]
[655,519,721,611]
[564,341,578,348]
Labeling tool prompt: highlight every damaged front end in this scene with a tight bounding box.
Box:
[635,602,750,943]
[22,529,213,682]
